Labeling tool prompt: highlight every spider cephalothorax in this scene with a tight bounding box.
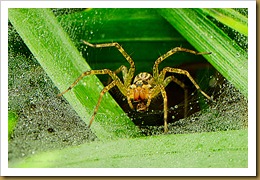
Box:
[58,40,212,133]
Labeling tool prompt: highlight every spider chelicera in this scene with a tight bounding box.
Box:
[58,40,212,133]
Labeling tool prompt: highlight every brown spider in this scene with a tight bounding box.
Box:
[58,40,212,133]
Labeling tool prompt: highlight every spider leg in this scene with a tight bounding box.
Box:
[144,85,168,133]
[145,85,160,109]
[127,96,134,110]
[153,47,211,80]
[147,76,188,133]
[114,65,128,78]
[88,80,118,128]
[58,69,131,127]
[161,67,212,101]
[159,85,169,133]
[82,40,135,86]
[164,76,188,118]
[108,65,129,86]
[57,69,127,97]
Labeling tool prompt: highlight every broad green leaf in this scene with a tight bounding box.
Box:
[9,130,247,168]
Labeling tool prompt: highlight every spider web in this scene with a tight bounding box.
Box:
[70,9,247,136]
[126,64,220,127]
[141,79,248,136]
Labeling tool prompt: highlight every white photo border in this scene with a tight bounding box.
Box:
[1,0,256,176]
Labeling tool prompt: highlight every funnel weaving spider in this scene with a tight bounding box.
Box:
[58,40,212,133]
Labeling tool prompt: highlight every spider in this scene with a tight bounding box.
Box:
[58,40,212,133]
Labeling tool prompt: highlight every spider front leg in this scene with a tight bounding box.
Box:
[108,65,129,87]
[57,69,128,128]
[88,80,118,128]
[82,40,135,86]
[81,40,138,111]
[108,65,135,110]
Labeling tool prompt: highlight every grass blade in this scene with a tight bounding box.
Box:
[8,8,141,140]
[158,8,248,98]
[198,8,248,36]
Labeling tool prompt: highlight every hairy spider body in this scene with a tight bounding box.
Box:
[58,40,212,133]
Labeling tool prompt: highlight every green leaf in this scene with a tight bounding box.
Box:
[57,8,196,71]
[158,8,248,98]
[57,8,183,42]
[198,8,248,36]
[8,8,141,140]
[9,130,248,168]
